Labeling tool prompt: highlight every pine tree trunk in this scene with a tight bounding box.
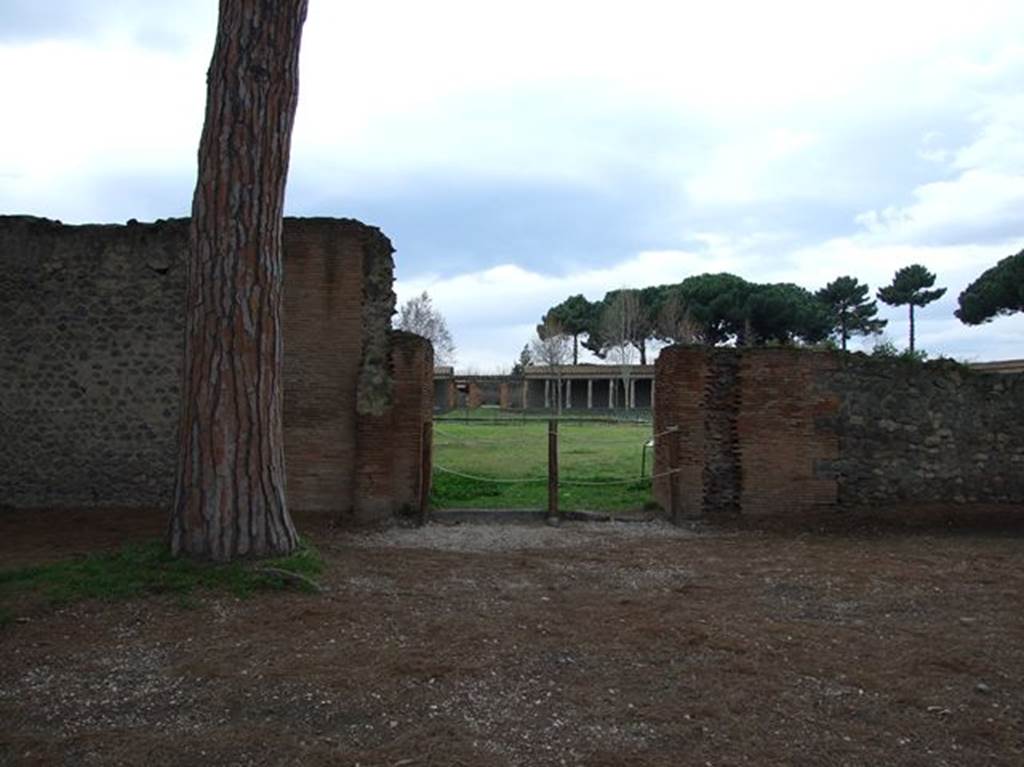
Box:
[908,304,915,354]
[572,334,578,365]
[170,0,308,561]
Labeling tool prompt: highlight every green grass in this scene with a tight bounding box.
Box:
[0,539,324,611]
[431,418,655,511]
[438,405,652,422]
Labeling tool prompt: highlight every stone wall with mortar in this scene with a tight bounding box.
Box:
[654,347,1024,516]
[828,356,1024,505]
[0,215,429,520]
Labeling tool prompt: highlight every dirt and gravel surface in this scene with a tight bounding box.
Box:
[1,507,1023,766]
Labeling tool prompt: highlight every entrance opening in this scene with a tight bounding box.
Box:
[429,409,655,515]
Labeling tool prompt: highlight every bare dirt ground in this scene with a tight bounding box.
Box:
[1,507,1023,766]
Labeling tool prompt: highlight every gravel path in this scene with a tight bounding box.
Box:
[345,519,703,553]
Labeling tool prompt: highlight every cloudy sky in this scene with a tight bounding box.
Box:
[2,0,1023,369]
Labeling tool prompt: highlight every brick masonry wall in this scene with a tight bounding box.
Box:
[654,347,1024,516]
[351,332,433,523]
[467,382,483,410]
[735,350,839,516]
[653,348,708,517]
[281,219,369,513]
[1,215,428,517]
[499,382,526,410]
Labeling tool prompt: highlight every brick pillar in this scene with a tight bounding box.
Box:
[352,332,433,524]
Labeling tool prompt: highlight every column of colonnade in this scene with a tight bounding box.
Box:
[534,375,655,411]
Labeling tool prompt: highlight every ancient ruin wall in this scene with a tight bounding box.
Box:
[734,350,840,516]
[279,217,395,513]
[654,347,1024,516]
[1,217,188,507]
[351,332,433,523]
[0,215,420,518]
[829,356,1024,505]
[652,348,709,517]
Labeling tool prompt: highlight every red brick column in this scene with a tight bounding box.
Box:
[653,347,709,517]
[352,332,433,524]
[654,347,840,518]
[736,350,839,516]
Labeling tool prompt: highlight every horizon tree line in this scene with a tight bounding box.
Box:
[530,261,973,366]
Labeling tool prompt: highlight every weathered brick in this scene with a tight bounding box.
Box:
[654,347,1024,516]
[0,215,432,522]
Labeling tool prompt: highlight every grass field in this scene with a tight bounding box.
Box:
[430,411,655,511]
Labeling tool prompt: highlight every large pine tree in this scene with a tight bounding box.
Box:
[538,294,597,365]
[877,265,946,354]
[816,276,886,350]
[170,0,309,561]
[955,248,1024,325]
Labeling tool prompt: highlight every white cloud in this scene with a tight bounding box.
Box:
[854,88,1024,246]
[3,0,1024,368]
[0,37,208,221]
[397,231,1022,369]
[854,170,1024,245]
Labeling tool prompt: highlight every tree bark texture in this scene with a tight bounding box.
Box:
[170,0,309,561]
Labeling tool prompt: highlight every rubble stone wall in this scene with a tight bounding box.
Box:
[654,347,1024,516]
[1,215,428,521]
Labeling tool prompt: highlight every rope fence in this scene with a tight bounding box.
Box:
[434,465,548,484]
[433,464,679,487]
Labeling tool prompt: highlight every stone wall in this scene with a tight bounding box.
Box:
[829,356,1024,505]
[0,215,431,521]
[654,347,1024,516]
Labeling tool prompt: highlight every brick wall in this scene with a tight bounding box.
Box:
[434,378,455,412]
[281,220,367,513]
[653,348,709,517]
[467,382,483,409]
[1,215,430,521]
[499,382,526,409]
[654,347,1023,516]
[735,350,839,516]
[351,332,433,523]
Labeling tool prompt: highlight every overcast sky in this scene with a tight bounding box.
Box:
[2,0,1022,369]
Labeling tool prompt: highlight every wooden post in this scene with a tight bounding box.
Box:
[419,421,433,526]
[667,425,681,525]
[547,419,559,522]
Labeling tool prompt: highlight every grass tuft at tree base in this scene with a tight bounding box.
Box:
[0,539,324,611]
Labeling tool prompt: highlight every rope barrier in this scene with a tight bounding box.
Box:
[650,426,682,441]
[432,427,541,446]
[465,425,674,441]
[433,465,548,484]
[433,464,679,487]
[559,468,678,486]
